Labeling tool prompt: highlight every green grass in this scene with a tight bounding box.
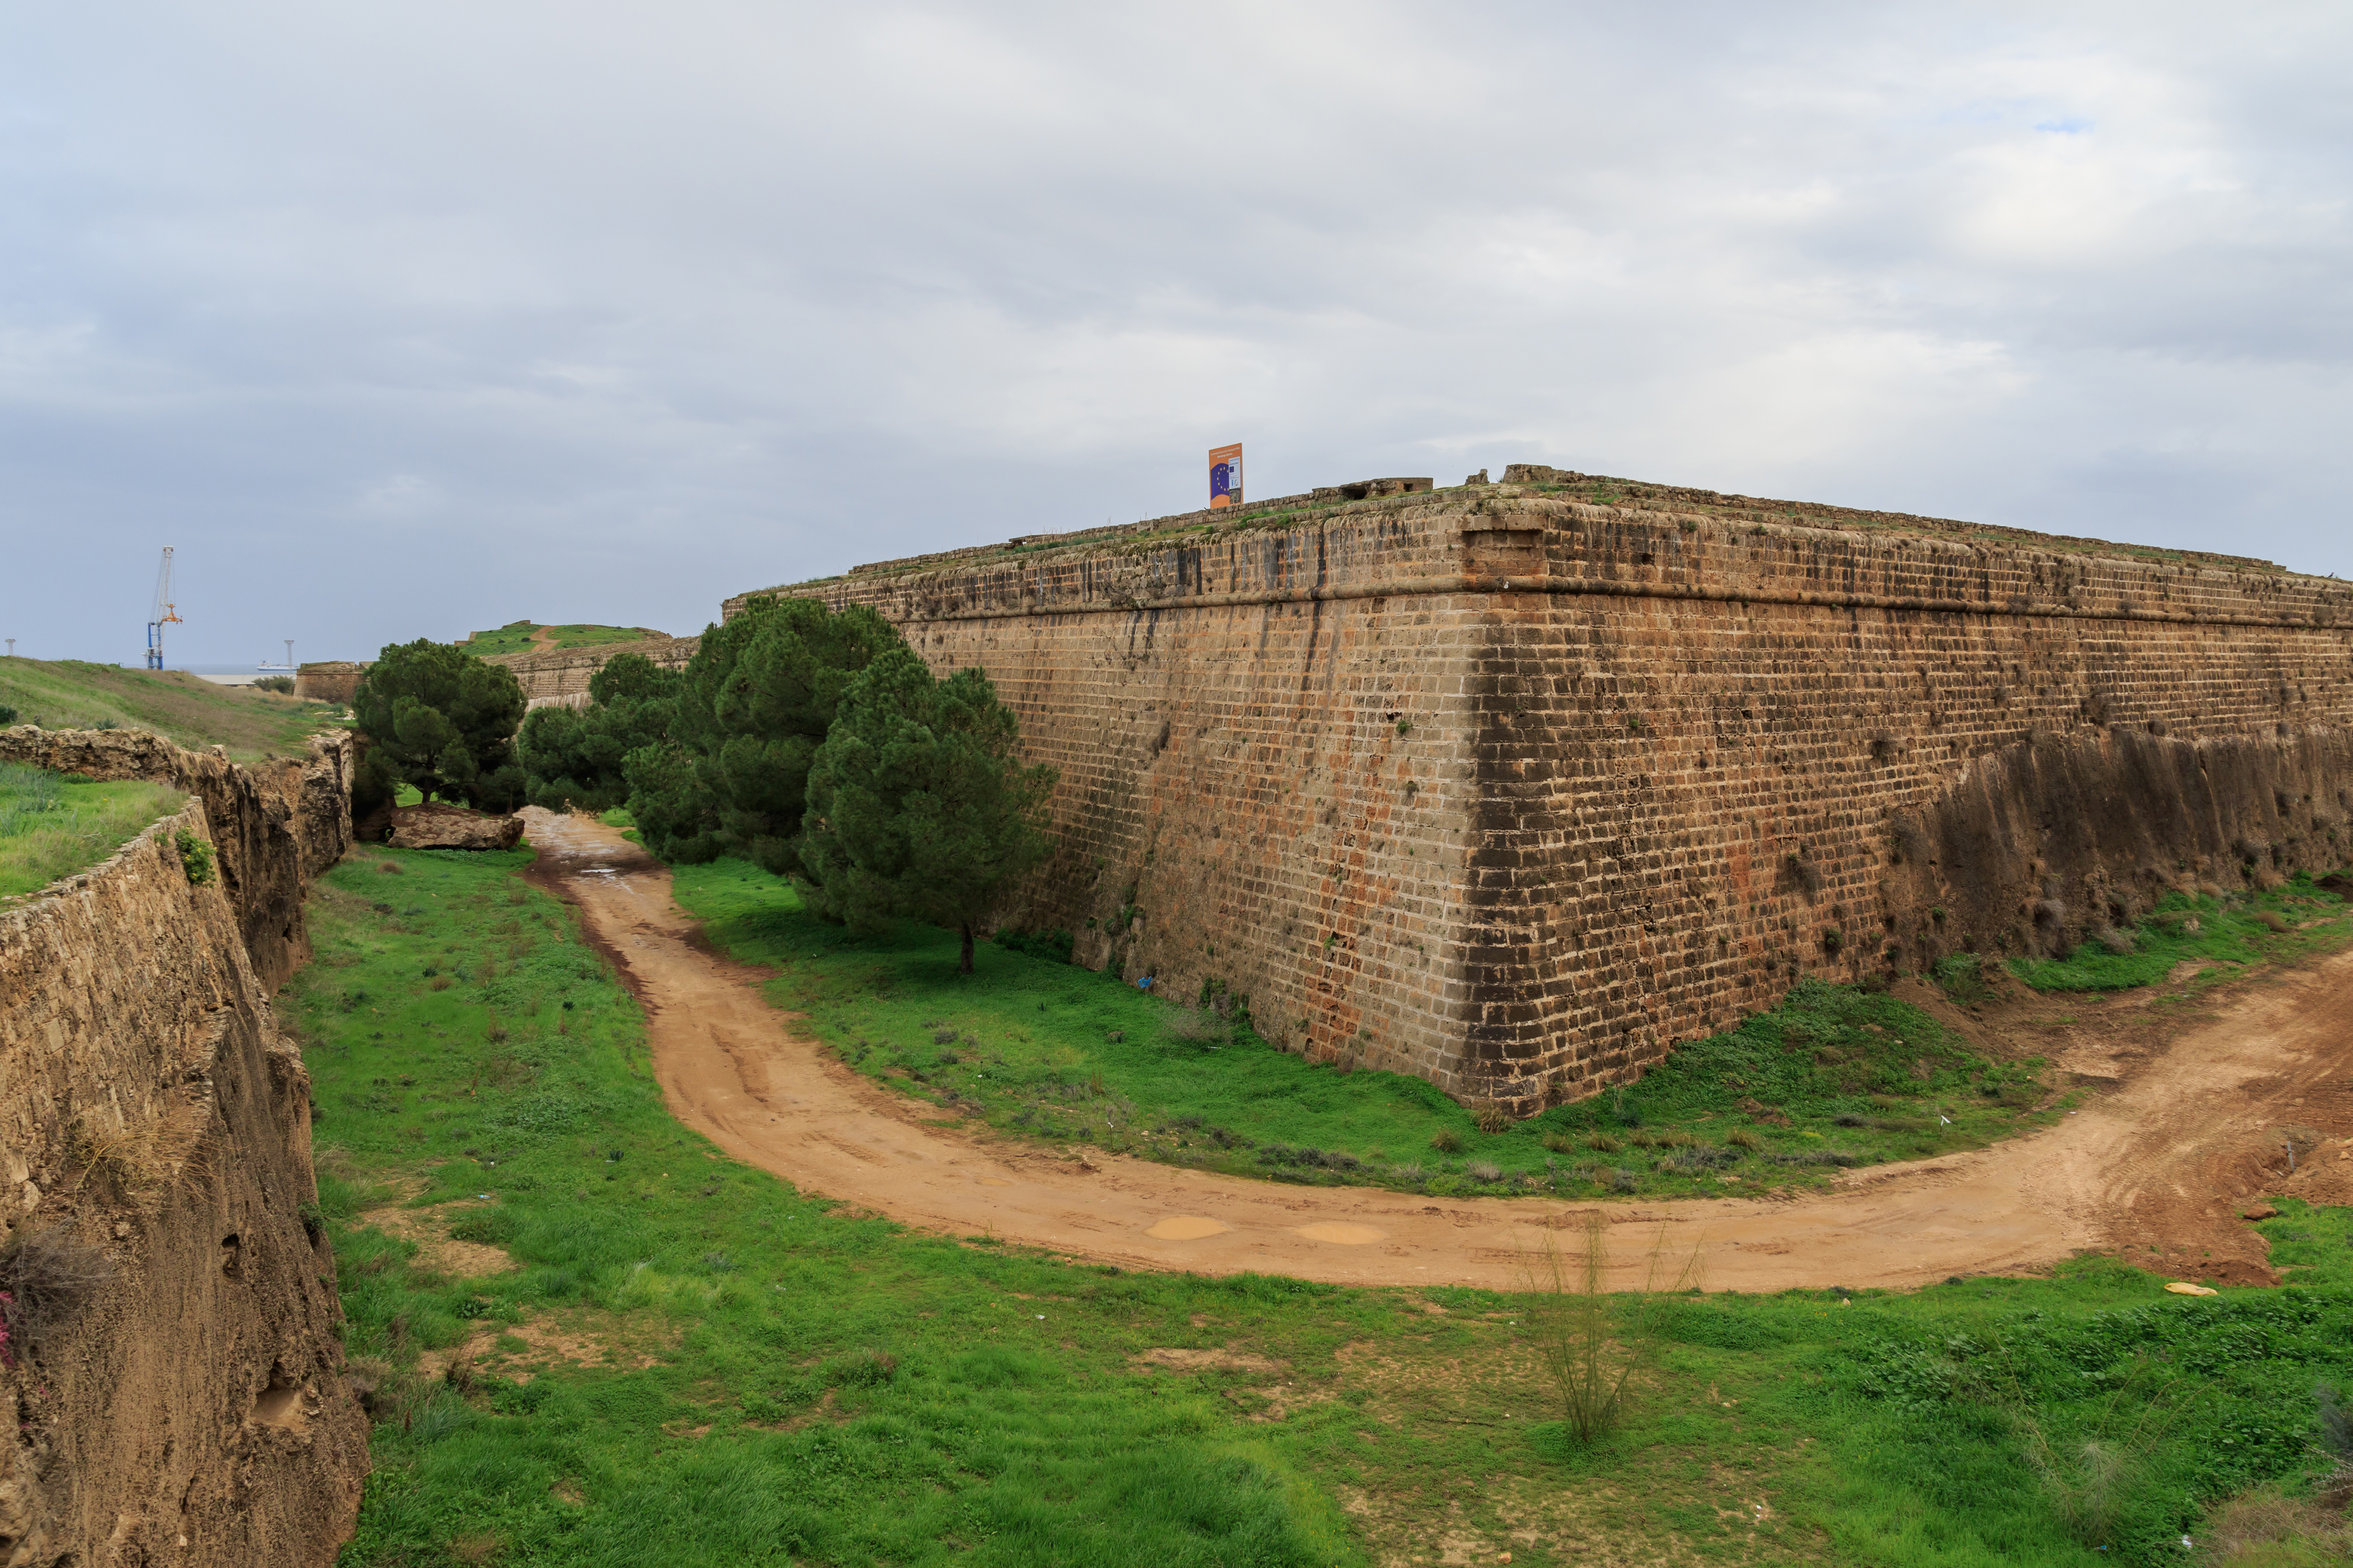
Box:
[290,844,2353,1567]
[2002,874,2352,994]
[668,859,2058,1202]
[458,622,662,657]
[0,656,347,762]
[0,762,185,898]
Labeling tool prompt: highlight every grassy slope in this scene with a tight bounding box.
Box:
[667,860,2058,1202]
[1999,875,2352,995]
[0,656,346,762]
[290,845,2353,1567]
[0,764,184,898]
[458,623,660,658]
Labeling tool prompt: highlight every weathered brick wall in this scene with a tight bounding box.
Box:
[734,484,2353,1110]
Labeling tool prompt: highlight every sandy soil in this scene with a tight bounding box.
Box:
[520,809,2353,1292]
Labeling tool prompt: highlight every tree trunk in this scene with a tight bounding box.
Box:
[960,921,976,974]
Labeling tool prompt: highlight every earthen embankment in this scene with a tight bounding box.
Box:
[0,730,366,1565]
[737,480,2353,1112]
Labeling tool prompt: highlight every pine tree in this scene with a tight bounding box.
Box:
[800,645,1056,973]
[628,596,900,872]
[352,639,528,812]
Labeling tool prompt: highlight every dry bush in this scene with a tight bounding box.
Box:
[0,1228,116,1359]
[2253,909,2291,933]
[1464,1159,1502,1183]
[1541,1131,1578,1154]
[70,1109,204,1202]
[1160,1008,1232,1048]
[1474,1103,1513,1136]
[1428,1129,1464,1155]
[1588,1134,1622,1154]
[2195,1490,2352,1564]
[378,861,403,875]
[1522,1211,1700,1445]
[2092,926,2138,955]
[1728,1129,1762,1151]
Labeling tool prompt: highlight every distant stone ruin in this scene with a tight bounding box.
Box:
[730,470,2353,1115]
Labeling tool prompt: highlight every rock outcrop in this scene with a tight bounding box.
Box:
[387,803,525,851]
[0,729,366,1565]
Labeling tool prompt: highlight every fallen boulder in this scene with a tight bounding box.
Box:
[388,803,524,851]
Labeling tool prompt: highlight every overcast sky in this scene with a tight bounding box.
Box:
[4,2,2348,665]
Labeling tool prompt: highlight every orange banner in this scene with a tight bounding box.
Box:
[1208,443,1242,509]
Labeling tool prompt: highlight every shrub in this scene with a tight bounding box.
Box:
[1588,1134,1622,1154]
[174,828,214,886]
[0,704,15,726]
[1727,1129,1762,1150]
[1541,1131,1578,1154]
[378,861,404,875]
[1933,953,1990,1004]
[252,675,296,694]
[1428,1129,1464,1155]
[1465,1159,1503,1182]
[1474,1103,1512,1135]
[0,1228,116,1360]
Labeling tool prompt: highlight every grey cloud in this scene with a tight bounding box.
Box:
[4,0,2350,666]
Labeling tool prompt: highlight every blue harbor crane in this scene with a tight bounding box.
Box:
[145,547,182,670]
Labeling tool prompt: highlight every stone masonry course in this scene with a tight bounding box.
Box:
[726,477,2352,1114]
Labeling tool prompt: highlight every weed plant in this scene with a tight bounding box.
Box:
[2002,874,2351,993]
[290,844,2353,1566]
[671,860,2055,1201]
[0,764,184,898]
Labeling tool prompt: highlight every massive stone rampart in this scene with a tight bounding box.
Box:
[483,635,699,709]
[737,480,2353,1112]
[0,731,366,1564]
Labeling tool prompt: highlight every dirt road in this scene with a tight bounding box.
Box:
[521,809,2353,1292]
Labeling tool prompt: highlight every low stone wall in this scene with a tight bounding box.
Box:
[0,733,366,1564]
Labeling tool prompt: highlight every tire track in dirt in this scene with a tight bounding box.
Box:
[520,809,2353,1291]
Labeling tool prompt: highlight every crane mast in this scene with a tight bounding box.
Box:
[145,547,182,670]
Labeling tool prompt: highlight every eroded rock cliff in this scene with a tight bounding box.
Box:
[0,730,366,1567]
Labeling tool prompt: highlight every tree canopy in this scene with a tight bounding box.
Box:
[516,653,682,813]
[800,644,1058,972]
[626,596,902,873]
[352,639,528,814]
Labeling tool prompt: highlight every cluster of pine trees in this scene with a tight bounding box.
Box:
[354,598,1054,972]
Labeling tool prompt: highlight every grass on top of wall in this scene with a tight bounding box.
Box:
[2001,872,2352,995]
[668,859,2060,1203]
[456,622,658,657]
[290,841,2353,1568]
[0,656,345,762]
[0,763,184,899]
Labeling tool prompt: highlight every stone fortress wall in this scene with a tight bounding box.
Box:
[481,635,700,710]
[0,728,368,1565]
[295,635,702,711]
[733,469,2353,1113]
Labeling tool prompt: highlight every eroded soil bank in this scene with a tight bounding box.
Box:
[524,808,2353,1293]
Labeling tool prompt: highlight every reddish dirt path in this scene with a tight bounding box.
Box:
[521,810,2353,1292]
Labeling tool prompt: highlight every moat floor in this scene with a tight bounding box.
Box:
[521,809,2353,1292]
